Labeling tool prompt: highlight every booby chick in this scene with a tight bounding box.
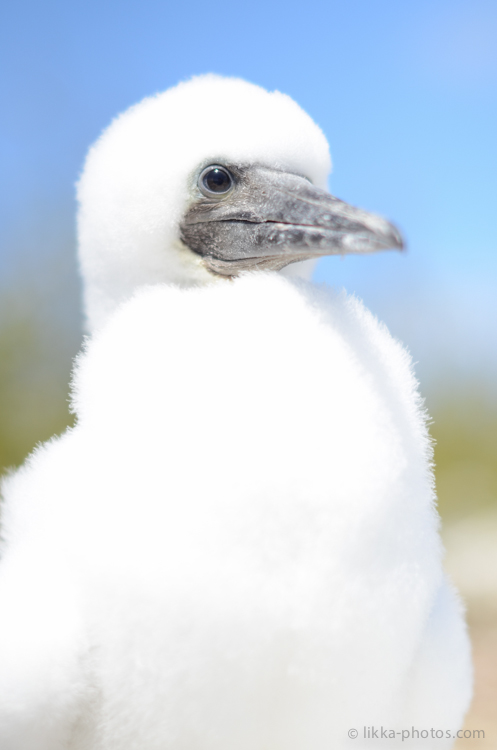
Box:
[0,76,471,749]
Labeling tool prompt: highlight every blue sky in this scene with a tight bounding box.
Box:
[1,0,496,389]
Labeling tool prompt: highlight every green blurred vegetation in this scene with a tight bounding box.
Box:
[0,249,81,476]
[0,301,74,473]
[430,392,497,521]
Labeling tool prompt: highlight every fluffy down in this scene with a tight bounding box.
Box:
[77,75,330,332]
[0,274,471,749]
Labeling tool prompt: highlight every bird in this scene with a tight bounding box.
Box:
[0,75,472,750]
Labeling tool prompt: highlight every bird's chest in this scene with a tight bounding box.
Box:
[65,278,435,640]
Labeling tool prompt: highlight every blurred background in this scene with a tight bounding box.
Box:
[1,0,496,743]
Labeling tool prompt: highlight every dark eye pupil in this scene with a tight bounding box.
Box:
[203,168,231,193]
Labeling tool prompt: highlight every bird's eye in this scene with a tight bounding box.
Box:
[198,166,234,198]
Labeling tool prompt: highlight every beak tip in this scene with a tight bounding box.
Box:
[388,225,405,253]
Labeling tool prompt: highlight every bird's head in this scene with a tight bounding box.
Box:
[77,74,402,332]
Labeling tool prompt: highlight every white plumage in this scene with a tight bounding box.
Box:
[0,76,471,750]
[77,74,331,332]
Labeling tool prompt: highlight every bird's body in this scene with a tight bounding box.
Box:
[0,76,471,749]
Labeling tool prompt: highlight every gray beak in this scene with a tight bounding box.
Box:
[180,165,404,276]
